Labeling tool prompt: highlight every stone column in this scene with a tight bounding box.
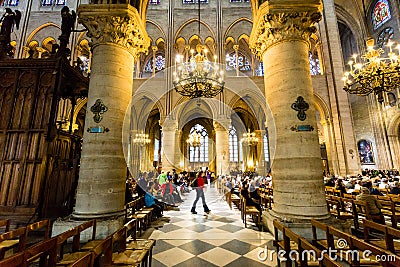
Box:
[73,4,150,220]
[255,129,266,176]
[250,1,330,229]
[161,120,179,171]
[214,120,230,175]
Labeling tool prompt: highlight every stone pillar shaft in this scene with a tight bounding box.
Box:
[250,1,329,222]
[73,4,150,219]
[215,127,230,175]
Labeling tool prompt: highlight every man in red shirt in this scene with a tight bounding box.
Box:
[191,171,210,214]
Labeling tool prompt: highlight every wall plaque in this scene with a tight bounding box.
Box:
[87,126,109,133]
[291,125,314,132]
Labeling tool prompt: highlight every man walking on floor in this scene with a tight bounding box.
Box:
[191,171,210,214]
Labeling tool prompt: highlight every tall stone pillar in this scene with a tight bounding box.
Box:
[250,1,330,233]
[255,129,266,176]
[73,4,150,220]
[161,120,179,172]
[214,121,230,175]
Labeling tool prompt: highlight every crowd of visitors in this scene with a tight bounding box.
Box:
[324,168,400,224]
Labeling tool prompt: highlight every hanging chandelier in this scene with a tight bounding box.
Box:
[186,131,202,148]
[133,132,151,147]
[343,39,400,103]
[173,0,224,98]
[241,129,258,146]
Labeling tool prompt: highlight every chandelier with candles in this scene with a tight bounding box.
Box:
[133,132,151,147]
[241,129,259,147]
[186,131,202,148]
[172,0,224,98]
[343,39,400,103]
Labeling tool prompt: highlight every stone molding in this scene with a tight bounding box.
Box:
[250,3,322,59]
[78,4,150,58]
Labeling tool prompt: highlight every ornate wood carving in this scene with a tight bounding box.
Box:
[0,58,88,224]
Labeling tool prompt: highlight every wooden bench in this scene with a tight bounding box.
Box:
[0,220,10,234]
[24,237,58,267]
[25,219,51,247]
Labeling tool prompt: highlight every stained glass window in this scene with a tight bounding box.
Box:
[189,124,208,163]
[225,53,251,72]
[153,139,159,161]
[377,27,394,48]
[149,0,160,4]
[255,62,264,76]
[79,56,90,74]
[55,0,66,5]
[309,51,321,75]
[357,140,375,164]
[144,55,165,73]
[41,0,52,6]
[183,0,208,4]
[372,0,391,30]
[6,0,19,6]
[229,126,238,162]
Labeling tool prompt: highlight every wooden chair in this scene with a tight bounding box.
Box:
[55,227,84,266]
[125,219,156,266]
[109,227,147,267]
[273,219,292,267]
[0,227,27,260]
[125,200,148,236]
[0,252,24,267]
[310,219,334,251]
[379,200,400,228]
[91,236,113,267]
[25,219,51,247]
[241,196,261,229]
[0,220,10,234]
[66,252,93,267]
[363,219,400,255]
[76,220,99,251]
[24,237,58,267]
[297,237,342,267]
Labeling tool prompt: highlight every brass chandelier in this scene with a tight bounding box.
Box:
[343,39,400,103]
[173,0,224,98]
[133,132,151,146]
[241,129,259,147]
[186,131,202,148]
[342,0,400,103]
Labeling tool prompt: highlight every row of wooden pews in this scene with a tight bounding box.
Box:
[325,193,400,230]
[274,219,400,267]
[311,219,400,266]
[125,196,155,236]
[0,218,156,267]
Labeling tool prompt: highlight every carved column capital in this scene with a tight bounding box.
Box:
[213,119,231,131]
[77,4,150,58]
[250,1,322,59]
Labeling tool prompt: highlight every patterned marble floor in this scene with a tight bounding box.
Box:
[146,185,277,267]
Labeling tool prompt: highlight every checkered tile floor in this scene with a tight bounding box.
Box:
[147,185,277,266]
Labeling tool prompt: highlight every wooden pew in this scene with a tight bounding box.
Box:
[55,227,82,265]
[0,220,10,234]
[25,219,51,247]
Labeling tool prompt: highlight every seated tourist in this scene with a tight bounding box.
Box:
[241,181,262,212]
[390,181,400,195]
[144,185,163,218]
[161,178,175,205]
[356,187,384,224]
[363,181,384,196]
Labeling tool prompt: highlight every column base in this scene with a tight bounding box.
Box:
[262,210,351,240]
[71,209,125,220]
[52,216,124,242]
